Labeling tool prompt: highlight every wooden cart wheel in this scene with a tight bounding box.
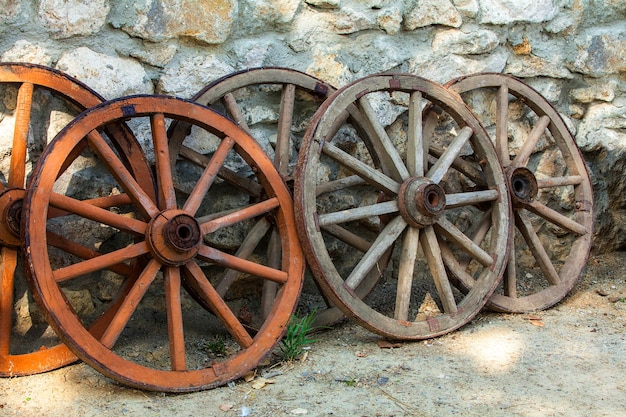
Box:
[442,73,593,312]
[0,63,108,376]
[23,95,304,392]
[170,67,369,327]
[295,74,511,340]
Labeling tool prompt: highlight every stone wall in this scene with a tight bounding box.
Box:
[0,0,625,252]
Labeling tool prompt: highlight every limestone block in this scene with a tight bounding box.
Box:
[432,29,499,55]
[452,0,479,18]
[568,26,626,77]
[576,101,626,152]
[376,7,403,35]
[56,47,152,99]
[38,0,109,39]
[157,55,234,98]
[570,84,616,104]
[478,0,558,24]
[1,40,52,66]
[128,42,178,68]
[235,0,300,34]
[505,54,573,79]
[0,0,21,22]
[409,48,508,83]
[331,7,376,34]
[405,0,463,29]
[110,0,236,44]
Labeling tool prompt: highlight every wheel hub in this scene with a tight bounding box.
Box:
[147,210,201,265]
[397,177,446,228]
[508,167,538,207]
[0,188,25,247]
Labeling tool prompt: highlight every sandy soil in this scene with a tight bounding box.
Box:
[1,251,625,417]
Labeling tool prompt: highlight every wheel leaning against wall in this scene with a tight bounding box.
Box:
[441,73,593,313]
[23,95,304,392]
[0,62,150,376]
[294,74,512,340]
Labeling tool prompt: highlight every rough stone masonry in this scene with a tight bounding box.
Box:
[0,0,625,252]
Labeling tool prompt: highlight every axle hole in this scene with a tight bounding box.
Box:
[177,224,192,240]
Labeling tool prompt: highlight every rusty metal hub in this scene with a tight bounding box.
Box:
[147,210,201,265]
[508,167,538,206]
[398,177,446,228]
[0,188,24,247]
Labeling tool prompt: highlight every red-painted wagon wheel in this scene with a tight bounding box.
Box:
[295,74,511,340]
[170,67,381,327]
[441,73,593,312]
[23,95,303,392]
[0,63,149,376]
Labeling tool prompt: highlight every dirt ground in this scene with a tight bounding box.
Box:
[1,251,625,417]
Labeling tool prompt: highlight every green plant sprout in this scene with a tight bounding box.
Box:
[279,309,319,361]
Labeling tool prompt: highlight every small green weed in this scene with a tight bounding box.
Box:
[203,337,227,356]
[279,309,318,361]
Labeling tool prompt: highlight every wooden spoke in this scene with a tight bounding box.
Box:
[215,218,272,297]
[420,227,457,314]
[427,126,473,184]
[515,211,561,286]
[0,247,18,356]
[315,175,367,196]
[261,230,282,318]
[318,200,398,227]
[321,224,373,254]
[344,215,407,290]
[537,175,583,188]
[183,261,254,348]
[178,145,263,197]
[495,84,510,166]
[510,115,551,168]
[394,227,419,321]
[503,249,517,298]
[87,130,159,218]
[322,141,400,195]
[357,95,410,181]
[47,231,135,277]
[182,136,236,216]
[53,242,150,283]
[49,192,146,235]
[8,82,33,187]
[200,198,279,235]
[164,267,186,371]
[222,92,252,133]
[434,217,494,267]
[152,113,177,210]
[275,84,296,174]
[524,199,588,236]
[444,189,500,208]
[198,245,288,284]
[99,259,161,348]
[407,91,426,176]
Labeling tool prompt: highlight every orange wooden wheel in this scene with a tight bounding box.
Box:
[295,74,511,340]
[442,73,593,312]
[23,95,303,392]
[0,63,106,376]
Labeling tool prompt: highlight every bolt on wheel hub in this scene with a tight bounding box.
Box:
[508,167,538,206]
[147,210,201,266]
[397,177,446,228]
[0,188,25,247]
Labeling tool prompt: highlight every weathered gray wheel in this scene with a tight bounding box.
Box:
[295,74,511,340]
[169,67,374,327]
[443,73,593,312]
